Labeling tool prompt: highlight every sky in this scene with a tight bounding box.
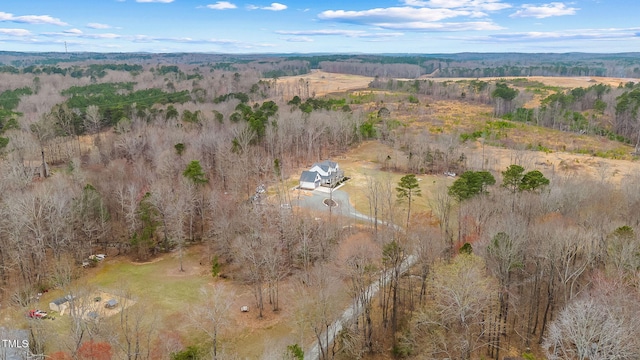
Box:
[0,0,638,54]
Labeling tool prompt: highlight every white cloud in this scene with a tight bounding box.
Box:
[319,7,470,23]
[248,2,287,11]
[468,27,640,43]
[42,30,122,39]
[377,21,503,31]
[283,36,313,42]
[276,29,403,38]
[510,2,578,19]
[206,1,237,10]
[132,34,242,45]
[86,23,111,30]
[264,3,287,11]
[0,12,68,26]
[87,23,112,29]
[0,28,31,36]
[403,0,511,11]
[318,1,510,33]
[277,29,366,37]
[88,33,121,39]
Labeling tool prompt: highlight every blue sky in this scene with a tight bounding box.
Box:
[0,0,637,53]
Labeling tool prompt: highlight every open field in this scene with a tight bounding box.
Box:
[3,237,365,358]
[277,70,373,97]
[425,75,640,88]
[281,70,639,98]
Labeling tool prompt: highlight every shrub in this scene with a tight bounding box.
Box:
[211,256,221,277]
[171,345,203,360]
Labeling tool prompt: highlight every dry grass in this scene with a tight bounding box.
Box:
[75,291,134,320]
[277,70,373,98]
[428,75,638,88]
[291,141,453,226]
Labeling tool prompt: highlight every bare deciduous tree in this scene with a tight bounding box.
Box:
[188,284,233,359]
[340,236,380,353]
[544,296,640,360]
[413,254,497,360]
[296,267,342,360]
[105,287,156,360]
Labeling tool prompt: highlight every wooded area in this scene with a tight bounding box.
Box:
[0,52,639,360]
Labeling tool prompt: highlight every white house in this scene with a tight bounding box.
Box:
[310,160,339,175]
[299,160,344,190]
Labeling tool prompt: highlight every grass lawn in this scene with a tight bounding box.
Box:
[92,254,206,297]
[336,141,455,226]
[88,250,211,330]
[26,248,214,355]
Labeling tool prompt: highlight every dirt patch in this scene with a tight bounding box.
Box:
[277,70,373,98]
[222,278,300,359]
[164,264,205,277]
[74,291,134,320]
[468,142,640,184]
[130,256,165,265]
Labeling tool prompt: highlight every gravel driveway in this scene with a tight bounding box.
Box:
[292,188,398,228]
[292,189,360,217]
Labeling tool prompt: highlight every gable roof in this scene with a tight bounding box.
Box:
[300,170,320,182]
[315,160,337,168]
[51,294,73,305]
[311,160,338,173]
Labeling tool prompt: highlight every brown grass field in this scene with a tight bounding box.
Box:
[338,72,639,171]
[277,70,374,97]
[425,75,639,88]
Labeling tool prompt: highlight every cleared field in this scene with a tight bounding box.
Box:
[277,70,373,97]
[425,75,639,88]
[281,70,638,100]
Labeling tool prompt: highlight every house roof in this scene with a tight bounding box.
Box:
[106,299,118,306]
[51,297,69,305]
[87,311,99,320]
[300,170,320,182]
[311,161,336,173]
[51,294,73,305]
[315,160,338,168]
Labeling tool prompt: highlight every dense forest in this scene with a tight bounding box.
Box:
[0,52,639,360]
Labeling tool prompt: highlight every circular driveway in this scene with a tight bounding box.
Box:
[292,189,374,223]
